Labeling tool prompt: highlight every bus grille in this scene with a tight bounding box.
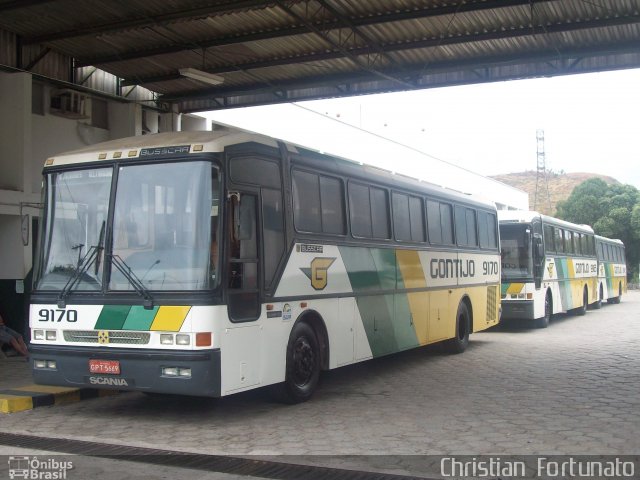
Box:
[486,286,498,322]
[63,330,150,345]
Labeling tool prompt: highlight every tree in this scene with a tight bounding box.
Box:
[556,178,640,281]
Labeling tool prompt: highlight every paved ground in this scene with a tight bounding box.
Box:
[0,291,639,476]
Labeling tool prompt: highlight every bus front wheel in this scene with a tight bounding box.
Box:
[592,285,603,309]
[611,284,622,304]
[576,287,588,316]
[444,302,470,354]
[273,321,320,404]
[533,290,552,328]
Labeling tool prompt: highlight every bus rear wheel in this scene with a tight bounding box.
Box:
[444,302,470,354]
[273,322,320,404]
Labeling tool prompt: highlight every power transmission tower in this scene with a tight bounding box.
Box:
[534,129,552,214]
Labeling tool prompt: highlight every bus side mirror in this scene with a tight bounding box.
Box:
[534,236,544,261]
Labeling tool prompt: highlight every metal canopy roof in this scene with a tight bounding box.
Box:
[2,0,640,113]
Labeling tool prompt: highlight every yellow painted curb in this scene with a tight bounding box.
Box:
[0,394,34,414]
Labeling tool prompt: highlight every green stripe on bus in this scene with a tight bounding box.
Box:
[339,246,386,292]
[392,292,420,351]
[95,305,131,330]
[355,294,399,357]
[606,263,614,291]
[555,259,572,310]
[121,306,159,330]
[339,246,418,356]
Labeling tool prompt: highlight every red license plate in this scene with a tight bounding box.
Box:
[89,359,120,375]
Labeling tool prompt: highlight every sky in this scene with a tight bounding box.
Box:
[202,68,640,189]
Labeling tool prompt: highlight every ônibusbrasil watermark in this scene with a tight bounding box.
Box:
[7,456,73,479]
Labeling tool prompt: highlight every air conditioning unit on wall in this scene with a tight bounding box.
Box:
[50,89,91,119]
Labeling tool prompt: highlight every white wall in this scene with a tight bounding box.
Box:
[30,113,110,193]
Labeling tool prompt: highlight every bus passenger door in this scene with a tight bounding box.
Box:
[227,192,261,322]
[532,220,544,289]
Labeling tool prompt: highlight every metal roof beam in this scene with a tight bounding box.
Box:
[121,14,640,87]
[77,0,553,67]
[0,0,56,13]
[274,0,414,89]
[22,0,274,45]
[164,39,640,106]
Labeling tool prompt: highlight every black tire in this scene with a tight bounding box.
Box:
[444,302,470,354]
[533,291,552,328]
[612,283,622,304]
[273,322,320,404]
[592,285,603,309]
[576,287,588,316]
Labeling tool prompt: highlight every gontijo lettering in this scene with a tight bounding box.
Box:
[430,259,475,279]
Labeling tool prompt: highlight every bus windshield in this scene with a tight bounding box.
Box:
[500,223,533,279]
[36,161,221,292]
[36,168,112,291]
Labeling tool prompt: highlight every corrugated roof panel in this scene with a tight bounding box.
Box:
[2,0,640,111]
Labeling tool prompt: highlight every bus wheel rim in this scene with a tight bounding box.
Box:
[292,336,315,386]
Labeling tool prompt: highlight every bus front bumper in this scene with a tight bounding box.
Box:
[30,345,221,397]
[500,300,535,320]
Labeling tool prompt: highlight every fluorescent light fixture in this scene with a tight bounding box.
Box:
[179,68,224,86]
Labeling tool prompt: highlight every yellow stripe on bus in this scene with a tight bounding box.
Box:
[506,283,525,294]
[396,250,429,345]
[149,306,191,331]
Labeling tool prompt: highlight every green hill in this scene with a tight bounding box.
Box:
[490,171,620,216]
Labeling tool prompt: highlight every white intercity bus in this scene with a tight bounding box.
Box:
[30,129,501,402]
[594,235,627,305]
[499,210,598,327]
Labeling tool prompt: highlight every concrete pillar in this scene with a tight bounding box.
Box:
[181,114,209,131]
[0,72,32,280]
[0,72,31,193]
[108,102,142,139]
[159,104,181,132]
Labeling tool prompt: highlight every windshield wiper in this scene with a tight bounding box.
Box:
[57,221,106,308]
[109,254,154,309]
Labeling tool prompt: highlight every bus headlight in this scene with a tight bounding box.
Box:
[176,334,190,346]
[46,330,57,341]
[34,330,45,340]
[160,334,174,345]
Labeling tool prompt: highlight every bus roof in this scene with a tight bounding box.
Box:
[498,210,594,234]
[594,234,625,247]
[42,127,497,211]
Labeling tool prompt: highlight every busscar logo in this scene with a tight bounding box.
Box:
[301,257,336,290]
